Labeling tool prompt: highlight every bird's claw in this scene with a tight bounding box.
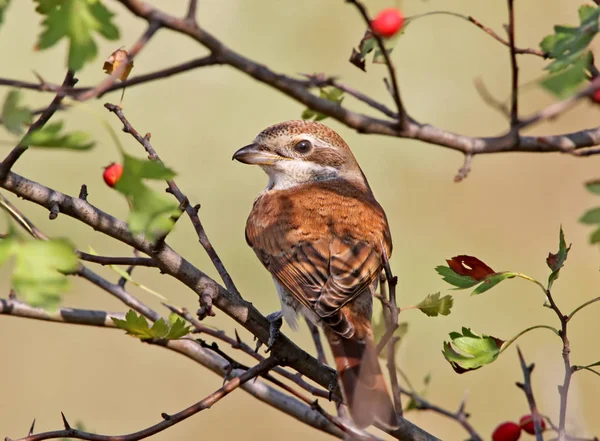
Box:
[328,374,338,402]
[265,310,283,352]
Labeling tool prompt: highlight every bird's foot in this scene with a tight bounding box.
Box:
[328,373,339,402]
[265,310,284,352]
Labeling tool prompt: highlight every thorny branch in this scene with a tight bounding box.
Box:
[0,1,598,182]
[516,348,545,441]
[10,357,280,441]
[1,1,599,440]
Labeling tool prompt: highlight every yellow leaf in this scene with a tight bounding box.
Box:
[102,48,133,81]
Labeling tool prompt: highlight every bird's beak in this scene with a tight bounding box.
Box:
[232,144,282,166]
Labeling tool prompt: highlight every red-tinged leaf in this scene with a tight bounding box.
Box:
[446,255,495,281]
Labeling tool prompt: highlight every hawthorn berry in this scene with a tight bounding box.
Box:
[103,163,123,188]
[519,414,546,435]
[591,88,600,104]
[371,8,404,38]
[492,422,522,441]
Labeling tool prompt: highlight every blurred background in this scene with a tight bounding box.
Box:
[1,0,599,439]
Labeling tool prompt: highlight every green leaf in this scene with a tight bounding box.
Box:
[539,5,599,97]
[0,236,79,308]
[585,180,600,195]
[1,90,32,135]
[166,317,191,339]
[112,310,190,340]
[416,292,453,317]
[301,87,344,122]
[34,0,119,71]
[540,53,590,98]
[0,0,10,26]
[442,327,504,373]
[114,153,180,241]
[21,121,94,150]
[470,272,517,296]
[546,227,571,288]
[579,207,600,224]
[435,265,479,289]
[590,227,600,244]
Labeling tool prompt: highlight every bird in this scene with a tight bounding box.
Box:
[233,120,397,429]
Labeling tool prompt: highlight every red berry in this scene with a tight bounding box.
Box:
[103,163,123,188]
[492,422,522,441]
[371,8,404,38]
[591,89,600,104]
[519,414,546,435]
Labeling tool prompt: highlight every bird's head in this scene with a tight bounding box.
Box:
[233,120,368,191]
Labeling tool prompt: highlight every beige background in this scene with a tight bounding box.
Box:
[1,1,599,440]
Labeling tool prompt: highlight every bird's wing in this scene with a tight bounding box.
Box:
[248,229,383,337]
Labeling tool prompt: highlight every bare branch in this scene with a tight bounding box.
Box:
[0,298,344,439]
[515,348,545,441]
[507,0,520,139]
[78,251,157,268]
[186,0,198,22]
[15,358,280,441]
[103,102,239,295]
[399,388,483,441]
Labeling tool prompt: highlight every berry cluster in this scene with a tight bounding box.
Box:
[492,415,547,441]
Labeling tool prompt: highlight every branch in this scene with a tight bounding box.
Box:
[0,166,338,398]
[399,388,483,441]
[347,0,407,128]
[76,21,161,101]
[544,288,571,441]
[103,102,239,295]
[515,348,545,441]
[0,298,344,439]
[507,0,520,138]
[0,70,76,179]
[78,251,157,268]
[13,357,280,441]
[108,0,600,162]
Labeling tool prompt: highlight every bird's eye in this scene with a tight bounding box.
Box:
[294,140,312,154]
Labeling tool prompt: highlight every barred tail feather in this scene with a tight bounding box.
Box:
[326,330,397,429]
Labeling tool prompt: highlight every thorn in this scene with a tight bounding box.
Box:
[28,418,36,436]
[161,413,171,420]
[60,412,71,430]
[78,184,88,201]
[234,329,242,347]
[49,203,59,220]
[193,204,201,213]
[516,381,525,390]
[8,289,16,300]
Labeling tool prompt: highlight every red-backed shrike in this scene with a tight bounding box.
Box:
[233,120,396,428]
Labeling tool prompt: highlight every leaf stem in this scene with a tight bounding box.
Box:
[567,296,600,320]
[499,325,560,354]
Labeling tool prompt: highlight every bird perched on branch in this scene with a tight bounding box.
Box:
[233,120,397,428]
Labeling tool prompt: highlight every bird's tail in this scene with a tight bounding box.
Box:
[326,327,397,429]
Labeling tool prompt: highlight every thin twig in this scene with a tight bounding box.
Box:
[0,71,76,179]
[306,319,329,365]
[474,77,510,117]
[76,21,161,102]
[399,388,483,441]
[164,303,333,400]
[376,248,399,355]
[15,357,279,441]
[186,0,198,21]
[103,102,239,295]
[516,348,545,441]
[0,298,344,439]
[507,0,520,140]
[544,288,571,441]
[78,251,157,268]
[348,0,407,128]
